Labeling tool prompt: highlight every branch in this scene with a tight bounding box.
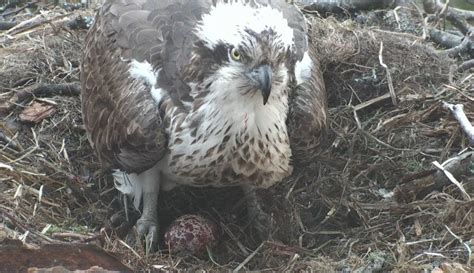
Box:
[443,102,474,145]
[446,12,471,35]
[443,31,474,58]
[0,1,39,18]
[423,0,474,20]
[394,151,474,202]
[428,27,463,49]
[0,83,81,114]
[299,0,395,13]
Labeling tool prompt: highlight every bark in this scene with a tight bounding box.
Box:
[429,27,463,49]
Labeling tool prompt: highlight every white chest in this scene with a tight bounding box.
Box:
[161,82,292,188]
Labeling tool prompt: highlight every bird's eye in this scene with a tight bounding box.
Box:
[230,48,241,61]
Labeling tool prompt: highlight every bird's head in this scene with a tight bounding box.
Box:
[190,0,300,106]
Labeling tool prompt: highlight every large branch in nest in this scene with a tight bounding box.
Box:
[298,0,394,13]
[424,1,474,58]
[428,27,471,51]
[443,31,474,58]
[423,0,474,20]
[394,151,473,203]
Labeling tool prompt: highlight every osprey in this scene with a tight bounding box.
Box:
[81,0,327,245]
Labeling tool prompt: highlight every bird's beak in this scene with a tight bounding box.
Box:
[248,65,272,105]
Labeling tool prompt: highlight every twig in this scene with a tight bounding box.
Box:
[0,207,56,243]
[0,131,20,151]
[378,41,397,105]
[1,82,82,114]
[424,0,474,20]
[442,102,474,144]
[444,225,472,267]
[0,1,39,18]
[233,242,265,272]
[16,82,81,103]
[51,232,99,242]
[5,12,72,37]
[437,0,474,20]
[393,6,402,30]
[439,0,450,16]
[298,0,394,13]
[410,0,428,39]
[432,159,471,201]
[117,239,142,259]
[4,13,44,35]
[353,93,392,111]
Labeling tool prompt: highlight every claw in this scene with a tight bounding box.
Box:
[136,217,159,251]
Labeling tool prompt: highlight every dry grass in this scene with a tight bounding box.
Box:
[0,5,472,272]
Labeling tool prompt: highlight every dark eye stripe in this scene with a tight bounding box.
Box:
[213,42,229,63]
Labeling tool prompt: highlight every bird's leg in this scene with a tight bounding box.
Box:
[135,167,160,250]
[241,185,273,242]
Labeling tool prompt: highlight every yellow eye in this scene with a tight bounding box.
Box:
[230,48,241,61]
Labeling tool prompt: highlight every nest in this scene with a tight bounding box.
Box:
[0,6,472,272]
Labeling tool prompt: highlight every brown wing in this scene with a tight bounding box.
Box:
[287,45,328,163]
[81,0,212,173]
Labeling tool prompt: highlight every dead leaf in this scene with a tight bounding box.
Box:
[19,102,56,123]
[414,218,422,236]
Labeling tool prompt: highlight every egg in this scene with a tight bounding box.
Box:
[164,214,219,255]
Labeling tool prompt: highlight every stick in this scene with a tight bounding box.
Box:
[298,0,394,13]
[443,102,474,145]
[233,242,265,272]
[443,32,474,58]
[15,82,81,102]
[436,0,474,20]
[424,0,474,20]
[0,1,39,18]
[378,41,397,105]
[394,151,473,202]
[432,160,471,201]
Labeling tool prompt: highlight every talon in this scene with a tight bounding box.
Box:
[136,218,159,249]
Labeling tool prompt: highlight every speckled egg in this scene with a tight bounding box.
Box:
[164,214,219,255]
